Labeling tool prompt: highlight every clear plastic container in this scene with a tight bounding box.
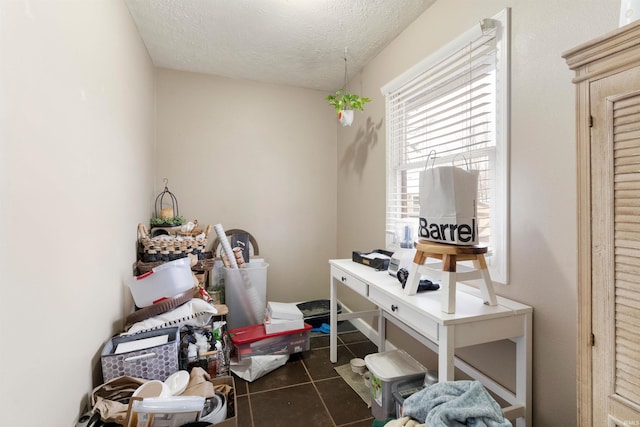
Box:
[129,396,205,427]
[229,323,311,360]
[128,257,194,307]
[223,262,268,329]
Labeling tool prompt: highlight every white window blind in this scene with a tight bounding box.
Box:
[382,10,509,284]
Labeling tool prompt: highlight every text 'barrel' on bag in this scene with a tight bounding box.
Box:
[418,153,479,245]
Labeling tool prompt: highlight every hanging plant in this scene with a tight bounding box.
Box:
[150,216,186,227]
[325,48,371,126]
[326,89,371,126]
[325,88,371,115]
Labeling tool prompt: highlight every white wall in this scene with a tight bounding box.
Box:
[154,69,338,304]
[0,0,623,424]
[336,1,617,425]
[0,1,155,425]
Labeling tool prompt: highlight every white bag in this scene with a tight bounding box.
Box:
[418,157,479,245]
[230,354,289,382]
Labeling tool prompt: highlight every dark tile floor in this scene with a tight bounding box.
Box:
[231,327,379,427]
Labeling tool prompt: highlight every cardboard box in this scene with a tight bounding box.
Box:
[123,376,238,427]
[206,376,238,427]
[266,301,303,320]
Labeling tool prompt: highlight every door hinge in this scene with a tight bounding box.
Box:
[589,115,593,128]
[589,333,595,346]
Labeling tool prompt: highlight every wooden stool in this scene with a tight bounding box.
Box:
[404,240,497,313]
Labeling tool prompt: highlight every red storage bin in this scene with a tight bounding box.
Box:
[229,323,312,360]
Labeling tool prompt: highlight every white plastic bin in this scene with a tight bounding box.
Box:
[130,396,205,427]
[365,349,427,420]
[223,262,268,329]
[128,257,194,307]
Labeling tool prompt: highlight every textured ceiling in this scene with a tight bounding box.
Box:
[125,0,436,91]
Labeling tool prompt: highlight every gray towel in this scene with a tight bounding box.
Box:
[402,380,512,427]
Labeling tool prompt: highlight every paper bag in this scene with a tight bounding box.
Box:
[418,165,479,245]
[91,376,148,424]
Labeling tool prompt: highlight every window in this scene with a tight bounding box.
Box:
[382,9,510,284]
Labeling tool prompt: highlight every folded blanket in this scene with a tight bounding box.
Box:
[402,380,512,427]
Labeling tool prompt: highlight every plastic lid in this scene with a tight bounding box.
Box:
[152,257,191,273]
[131,396,205,413]
[364,349,427,381]
[229,322,311,344]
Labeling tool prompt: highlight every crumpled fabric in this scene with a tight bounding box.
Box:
[403,381,512,427]
[384,416,425,427]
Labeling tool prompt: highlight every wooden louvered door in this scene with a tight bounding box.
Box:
[564,21,640,426]
[591,68,640,427]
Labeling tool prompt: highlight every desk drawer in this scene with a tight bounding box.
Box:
[369,287,439,342]
[332,266,368,296]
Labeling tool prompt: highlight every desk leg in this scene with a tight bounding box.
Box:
[330,277,338,363]
[514,312,532,427]
[378,307,386,353]
[438,325,455,381]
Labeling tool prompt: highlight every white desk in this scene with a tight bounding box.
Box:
[329,259,532,426]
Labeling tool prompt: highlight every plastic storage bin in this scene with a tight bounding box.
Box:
[392,369,438,418]
[127,396,205,427]
[364,349,427,420]
[101,327,180,382]
[296,299,342,329]
[229,323,311,360]
[128,257,194,307]
[224,262,268,329]
[391,377,425,418]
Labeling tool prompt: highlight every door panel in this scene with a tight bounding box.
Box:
[591,67,640,426]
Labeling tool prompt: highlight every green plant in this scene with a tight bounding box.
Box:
[325,89,371,115]
[150,216,186,226]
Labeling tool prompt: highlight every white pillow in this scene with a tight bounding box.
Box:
[124,298,218,335]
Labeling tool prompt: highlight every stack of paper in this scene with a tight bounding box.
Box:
[264,301,304,334]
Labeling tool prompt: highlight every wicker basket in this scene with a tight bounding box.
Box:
[137,223,211,263]
[135,251,216,287]
[176,220,205,237]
